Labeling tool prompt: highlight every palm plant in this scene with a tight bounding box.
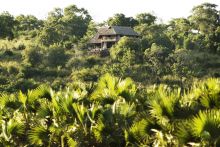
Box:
[124,119,150,146]
[91,73,137,104]
[0,74,219,146]
[0,118,25,146]
[183,78,220,109]
[28,125,50,146]
[176,109,220,146]
[148,85,181,129]
[191,110,220,145]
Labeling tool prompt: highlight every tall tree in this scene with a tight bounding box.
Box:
[15,15,43,32]
[62,5,92,39]
[0,11,15,39]
[136,13,156,25]
[14,15,43,37]
[38,5,91,46]
[167,18,191,49]
[107,13,138,27]
[189,3,220,34]
[38,8,64,46]
[189,3,220,53]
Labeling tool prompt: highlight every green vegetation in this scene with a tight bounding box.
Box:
[0,2,220,146]
[0,74,219,146]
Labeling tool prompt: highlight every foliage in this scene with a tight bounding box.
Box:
[0,11,15,39]
[0,74,219,146]
[0,3,220,146]
[45,45,69,67]
[22,45,43,67]
[110,36,141,64]
[107,13,138,28]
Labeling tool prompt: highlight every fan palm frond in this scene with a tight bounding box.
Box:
[91,73,118,102]
[72,103,88,133]
[7,119,25,136]
[18,91,27,107]
[175,120,195,145]
[1,119,25,142]
[184,78,220,109]
[67,135,78,147]
[148,85,180,126]
[117,77,137,102]
[191,110,220,143]
[91,73,137,104]
[92,115,105,143]
[61,94,75,114]
[0,94,20,110]
[28,125,50,145]
[37,100,53,119]
[87,103,102,124]
[27,84,51,104]
[198,78,220,109]
[112,98,136,120]
[125,119,149,146]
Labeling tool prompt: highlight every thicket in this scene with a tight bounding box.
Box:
[0,3,219,92]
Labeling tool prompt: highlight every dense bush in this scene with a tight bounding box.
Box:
[110,37,141,63]
[22,45,43,67]
[45,45,69,67]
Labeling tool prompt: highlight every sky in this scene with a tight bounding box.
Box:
[0,0,219,23]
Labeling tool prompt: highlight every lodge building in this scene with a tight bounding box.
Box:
[89,26,139,50]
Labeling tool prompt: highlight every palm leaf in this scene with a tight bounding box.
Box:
[148,85,180,126]
[0,94,20,110]
[7,119,25,136]
[191,110,220,143]
[28,126,50,145]
[27,84,51,104]
[125,119,149,145]
[91,73,137,104]
[67,135,78,147]
[18,91,27,107]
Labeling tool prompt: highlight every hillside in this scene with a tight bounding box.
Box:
[0,2,220,146]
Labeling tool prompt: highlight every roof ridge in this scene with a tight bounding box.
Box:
[111,26,117,34]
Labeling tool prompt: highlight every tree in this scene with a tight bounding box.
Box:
[110,36,141,64]
[62,5,92,39]
[15,15,43,31]
[135,24,173,49]
[189,3,220,34]
[38,5,92,46]
[78,21,98,49]
[0,11,15,39]
[107,13,138,28]
[136,13,156,25]
[144,43,171,76]
[168,49,201,77]
[38,8,64,46]
[14,15,43,38]
[167,18,191,49]
[189,3,220,53]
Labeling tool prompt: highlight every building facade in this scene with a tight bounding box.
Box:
[89,26,139,50]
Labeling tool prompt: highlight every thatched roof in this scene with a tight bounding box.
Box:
[90,26,139,44]
[90,33,101,44]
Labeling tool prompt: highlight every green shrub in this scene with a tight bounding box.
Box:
[17,44,25,50]
[13,78,38,92]
[45,45,69,68]
[4,50,14,56]
[66,57,86,69]
[22,45,43,67]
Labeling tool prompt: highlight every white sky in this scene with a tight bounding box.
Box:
[0,0,219,23]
